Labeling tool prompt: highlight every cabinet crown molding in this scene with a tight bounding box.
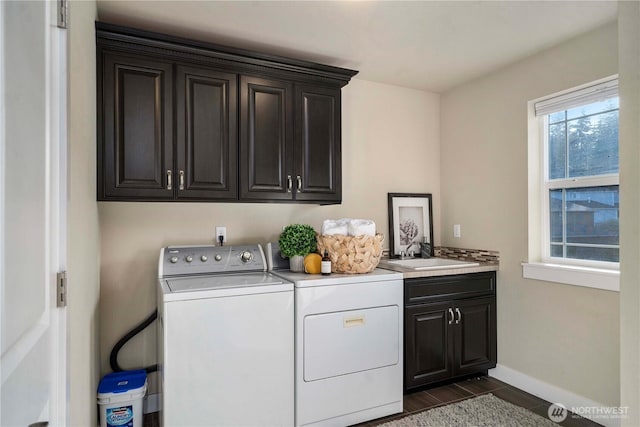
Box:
[95,21,358,86]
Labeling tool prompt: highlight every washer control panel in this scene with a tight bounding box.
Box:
[159,245,266,278]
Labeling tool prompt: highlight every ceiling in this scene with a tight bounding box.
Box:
[96,1,618,93]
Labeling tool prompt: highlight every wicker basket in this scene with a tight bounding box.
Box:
[316,233,384,274]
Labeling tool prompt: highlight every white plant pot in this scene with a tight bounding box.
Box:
[289,255,305,273]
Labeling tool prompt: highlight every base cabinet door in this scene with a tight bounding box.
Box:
[405,302,453,389]
[99,52,174,200]
[454,297,497,376]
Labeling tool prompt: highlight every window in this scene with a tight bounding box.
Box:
[537,78,619,267]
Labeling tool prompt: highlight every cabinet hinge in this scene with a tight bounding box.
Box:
[56,271,67,307]
[57,0,67,29]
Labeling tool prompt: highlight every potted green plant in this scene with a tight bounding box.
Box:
[279,224,317,272]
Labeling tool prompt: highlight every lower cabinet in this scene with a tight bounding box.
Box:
[404,272,497,391]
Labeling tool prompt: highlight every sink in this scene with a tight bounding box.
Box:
[385,258,480,270]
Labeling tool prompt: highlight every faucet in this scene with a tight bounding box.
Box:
[399,246,415,259]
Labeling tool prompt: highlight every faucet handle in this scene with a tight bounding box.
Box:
[399,250,406,259]
[409,250,415,257]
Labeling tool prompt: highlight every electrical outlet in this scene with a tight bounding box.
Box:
[215,226,227,244]
[453,224,461,238]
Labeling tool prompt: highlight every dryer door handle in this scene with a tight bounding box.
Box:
[344,316,365,327]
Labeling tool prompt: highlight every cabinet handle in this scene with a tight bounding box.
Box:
[297,175,302,192]
[179,170,185,190]
[448,308,454,325]
[455,308,461,324]
[287,175,292,193]
[167,170,172,190]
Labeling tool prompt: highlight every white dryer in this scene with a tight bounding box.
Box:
[267,244,404,427]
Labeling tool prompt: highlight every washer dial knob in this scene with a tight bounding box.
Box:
[240,251,253,263]
[214,254,222,262]
[186,255,193,263]
[200,255,208,262]
[170,256,178,264]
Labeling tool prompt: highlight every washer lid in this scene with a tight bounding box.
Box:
[166,272,289,293]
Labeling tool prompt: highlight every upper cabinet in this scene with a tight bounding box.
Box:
[175,65,238,200]
[99,52,174,200]
[295,85,342,202]
[239,75,294,201]
[96,22,357,203]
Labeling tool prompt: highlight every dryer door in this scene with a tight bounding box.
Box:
[303,305,399,381]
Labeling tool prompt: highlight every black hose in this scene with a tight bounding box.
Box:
[109,309,158,374]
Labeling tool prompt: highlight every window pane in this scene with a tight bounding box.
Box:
[550,244,563,257]
[549,190,562,242]
[548,123,566,179]
[565,186,619,245]
[567,111,619,177]
[549,111,565,124]
[566,97,619,120]
[566,246,619,262]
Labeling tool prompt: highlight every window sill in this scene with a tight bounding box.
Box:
[521,262,619,292]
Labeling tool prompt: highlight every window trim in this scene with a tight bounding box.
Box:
[521,262,619,292]
[525,76,620,291]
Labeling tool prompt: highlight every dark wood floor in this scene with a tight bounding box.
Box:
[358,376,602,427]
[144,376,602,427]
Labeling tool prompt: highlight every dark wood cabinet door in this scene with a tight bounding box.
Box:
[294,85,341,203]
[453,297,497,376]
[176,66,238,200]
[405,302,454,390]
[99,52,173,200]
[239,75,293,200]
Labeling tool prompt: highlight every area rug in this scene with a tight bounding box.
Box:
[379,393,559,427]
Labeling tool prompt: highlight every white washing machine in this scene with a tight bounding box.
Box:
[267,244,404,427]
[158,245,294,426]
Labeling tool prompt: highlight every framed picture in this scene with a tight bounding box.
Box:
[388,193,434,258]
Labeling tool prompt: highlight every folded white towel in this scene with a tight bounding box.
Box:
[322,218,376,236]
[322,218,349,236]
[348,219,376,237]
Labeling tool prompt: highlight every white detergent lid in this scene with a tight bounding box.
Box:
[97,370,148,404]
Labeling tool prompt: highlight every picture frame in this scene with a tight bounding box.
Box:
[388,193,434,258]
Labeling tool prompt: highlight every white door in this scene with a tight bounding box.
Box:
[0,1,68,426]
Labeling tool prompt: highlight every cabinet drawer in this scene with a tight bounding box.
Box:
[405,272,495,305]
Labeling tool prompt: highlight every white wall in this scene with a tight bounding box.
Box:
[619,1,640,424]
[97,79,441,389]
[441,23,620,406]
[68,0,100,425]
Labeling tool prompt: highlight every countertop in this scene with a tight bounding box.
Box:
[377,257,499,279]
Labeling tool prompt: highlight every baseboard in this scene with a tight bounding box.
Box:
[144,393,160,414]
[489,364,620,427]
